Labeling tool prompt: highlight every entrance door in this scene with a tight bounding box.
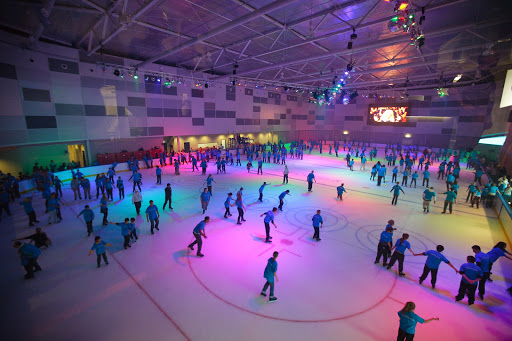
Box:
[184,142,191,152]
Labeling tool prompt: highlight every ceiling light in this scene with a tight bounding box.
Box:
[397,0,408,11]
[347,41,353,49]
[350,28,357,40]
[453,74,462,83]
[113,69,120,77]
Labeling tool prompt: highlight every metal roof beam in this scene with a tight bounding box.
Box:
[28,0,56,47]
[135,0,299,69]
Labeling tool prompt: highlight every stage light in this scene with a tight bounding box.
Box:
[133,74,138,79]
[397,0,408,11]
[416,35,425,48]
[405,133,411,138]
[453,74,462,83]
[157,78,161,82]
[342,95,350,105]
[419,7,425,25]
[347,41,352,49]
[113,69,120,77]
[205,82,209,89]
[343,131,349,135]
[350,28,357,40]
[145,76,149,81]
[151,77,155,81]
[233,62,238,75]
[120,71,124,78]
[350,91,359,99]
[346,63,353,72]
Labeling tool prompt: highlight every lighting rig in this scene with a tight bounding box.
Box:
[387,0,425,48]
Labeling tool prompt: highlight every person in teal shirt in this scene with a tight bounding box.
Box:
[312,210,323,241]
[77,205,95,236]
[390,182,405,206]
[411,171,418,188]
[387,233,417,276]
[20,195,38,226]
[416,245,458,289]
[422,170,430,187]
[117,176,124,199]
[89,236,111,267]
[145,200,160,234]
[261,251,279,302]
[258,182,270,202]
[336,183,347,201]
[203,175,216,195]
[224,193,234,218]
[375,223,395,266]
[392,167,398,183]
[307,171,316,192]
[13,241,42,279]
[401,169,409,187]
[456,256,483,305]
[200,188,211,214]
[278,190,290,211]
[109,218,132,249]
[422,187,436,213]
[441,188,457,214]
[397,302,439,340]
[155,166,162,184]
[188,217,209,257]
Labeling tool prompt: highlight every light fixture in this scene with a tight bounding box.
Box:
[397,0,409,11]
[343,131,349,135]
[347,41,353,49]
[453,74,462,83]
[233,62,238,75]
[419,7,425,25]
[349,91,359,99]
[350,28,357,40]
[113,69,120,77]
[133,73,138,79]
[405,133,411,138]
[342,95,350,105]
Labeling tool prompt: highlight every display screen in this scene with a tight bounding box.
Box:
[368,105,409,125]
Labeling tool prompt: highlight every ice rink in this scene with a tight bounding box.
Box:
[2,149,512,341]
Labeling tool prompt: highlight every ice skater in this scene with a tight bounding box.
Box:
[257,158,263,174]
[223,193,234,218]
[312,210,323,241]
[20,195,38,226]
[422,187,436,213]
[455,256,483,305]
[387,233,417,276]
[145,200,160,234]
[261,251,279,302]
[417,245,458,289]
[258,182,270,202]
[13,241,42,279]
[77,205,95,236]
[283,165,289,184]
[390,182,405,206]
[163,183,173,210]
[472,245,490,299]
[188,216,209,257]
[397,302,439,341]
[375,223,395,266]
[200,188,211,214]
[235,196,246,225]
[130,217,138,241]
[204,175,216,196]
[278,190,290,211]
[307,171,316,192]
[99,193,109,225]
[441,188,457,214]
[109,218,132,249]
[132,189,142,215]
[155,166,162,184]
[337,183,346,201]
[260,207,278,242]
[89,236,111,267]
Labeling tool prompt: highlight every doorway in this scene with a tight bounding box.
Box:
[67,144,86,167]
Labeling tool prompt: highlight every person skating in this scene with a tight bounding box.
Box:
[396,302,439,341]
[261,251,279,302]
[260,208,278,242]
[416,245,458,289]
[89,236,111,268]
[188,216,209,257]
[312,210,323,241]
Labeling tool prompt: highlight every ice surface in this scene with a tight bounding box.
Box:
[2,149,512,340]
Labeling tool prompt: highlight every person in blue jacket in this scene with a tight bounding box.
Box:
[278,190,290,211]
[377,165,386,186]
[416,245,458,289]
[13,241,42,279]
[146,200,160,234]
[155,166,162,184]
[337,183,347,201]
[455,255,483,305]
[89,236,112,267]
[77,205,95,236]
[224,193,234,218]
[261,251,279,302]
[397,301,439,341]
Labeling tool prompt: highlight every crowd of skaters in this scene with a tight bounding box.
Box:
[7,138,512,339]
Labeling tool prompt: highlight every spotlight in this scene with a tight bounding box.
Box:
[350,28,357,40]
[349,91,359,99]
[205,82,209,89]
[120,71,124,78]
[453,74,462,83]
[157,78,161,82]
[113,69,120,77]
[151,77,155,81]
[347,41,353,49]
[396,0,409,11]
[342,95,350,105]
[102,66,107,73]
[416,36,425,48]
[145,76,149,81]
[133,73,138,79]
[346,64,353,72]
[419,7,425,25]
[233,62,238,75]
[231,80,236,86]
